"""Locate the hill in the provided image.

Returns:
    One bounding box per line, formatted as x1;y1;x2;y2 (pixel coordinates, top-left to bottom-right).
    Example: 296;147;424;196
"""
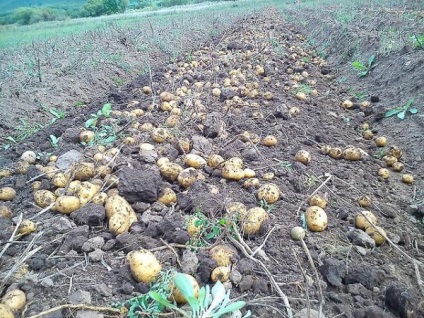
0;0;86;12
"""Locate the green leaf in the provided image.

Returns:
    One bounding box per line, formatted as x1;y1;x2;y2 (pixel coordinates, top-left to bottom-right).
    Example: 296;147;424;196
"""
368;55;375;66
103;136;117;145
384;108;402;117
102;103;112;117
148;291;178;311
85;117;97;128
397;111;406;119
352;61;366;70
174;273;199;310
214;301;247;317
409;107;418;114
358;70;368;77
403;98;414;110
242;310;252;318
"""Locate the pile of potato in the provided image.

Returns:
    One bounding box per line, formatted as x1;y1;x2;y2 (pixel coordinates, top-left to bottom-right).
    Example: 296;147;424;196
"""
0;289;26;318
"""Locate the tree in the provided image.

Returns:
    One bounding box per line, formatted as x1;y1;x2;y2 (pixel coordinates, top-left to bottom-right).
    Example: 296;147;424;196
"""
82;0;129;17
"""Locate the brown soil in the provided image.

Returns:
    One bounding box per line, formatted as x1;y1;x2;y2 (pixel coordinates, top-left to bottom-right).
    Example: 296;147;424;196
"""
1;6;423;318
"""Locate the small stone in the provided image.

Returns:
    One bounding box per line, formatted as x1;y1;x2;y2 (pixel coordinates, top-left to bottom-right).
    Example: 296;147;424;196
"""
88;249;105;262
230;269;242;285
56;150;84;170
82;237;105;253
69;290;91;305
346;229;375;249
41;277;54;288
239;275;254;292
95;283;112;297
52;217;75;233
181;250;199;275
76;311;103;318
294;308;326;318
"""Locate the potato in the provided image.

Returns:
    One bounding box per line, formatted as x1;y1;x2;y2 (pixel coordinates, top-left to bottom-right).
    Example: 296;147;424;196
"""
308;194;327;209
1;289;26;312
49;155;58;162
289;107;300;117
92;192;108;205
171;274;199;304
262;172;274;180
32;181;41;191
290;226;306;241
186;216;203;237
358;196;371;208
67;180;81;194
165;115;180;127
262;135;278;146
226;202;248;219
221;166;245;181
105;194;134;219
178;168;203;187
224;157;243;169
320;144;331;155
0;205;11;218
51;173;68;188
212;88;221;97
0;169;12;178
156;157;170;167
382;155;397;167
355;211;377;230
21;151;37;164
341;100;353;109
0;187;16;201
211;266;231;283
54;196;81;214
151;128;171;143
391;162;404;172
242;169;255;179
96;165;112;177
34;190;56;208
0;304;13;318
158;188;177;206
366;226;386;246
127;249;162;283
142;86;152;94
296;92;307;101
184;154;206;169
14;161;30;174
342;147;361;161
295;150;311;165
124;137;136;145
73;162;95;181
80;130;95;143
387;146;402;159
140;143;155;151
402;174;414;184
374;136;387;147
173;138;191;154
210;245;238;266
363;130;374;140
18;219;37;235
257;183;280;204
160;163;183;182
305;206;328;232
109;212;131;235
207;154;224;168
160;92;175;102
242;207;269;235
75;182;100;205
378;168;390;179
243;178;260;189
54;188;65;197
329;147;343;159
140;122;154;132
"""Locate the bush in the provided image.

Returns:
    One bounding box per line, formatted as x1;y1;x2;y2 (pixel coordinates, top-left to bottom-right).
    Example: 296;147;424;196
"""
12;7;68;25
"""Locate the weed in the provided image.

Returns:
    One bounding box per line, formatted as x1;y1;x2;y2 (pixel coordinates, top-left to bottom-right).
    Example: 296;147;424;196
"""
384;99;417;120
278;160;293;172
82;103;118;146
49;135;60;148
48;107;66;123
351;55;377;78
85;103;112;128
150;274;250;318
111;76;125;86
74;101;86;107
372;148;386;159
304;175;319;189
348;89;368;101
260;199;275;213
293;84;313;95
412;34;424;49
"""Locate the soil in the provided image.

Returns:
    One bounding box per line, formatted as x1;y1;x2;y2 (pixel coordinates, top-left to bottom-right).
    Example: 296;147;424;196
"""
1;6;424;318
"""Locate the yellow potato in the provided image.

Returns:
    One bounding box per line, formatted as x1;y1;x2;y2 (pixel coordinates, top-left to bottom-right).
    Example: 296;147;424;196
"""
0;169;12;178
358;196;371;208
221;166;245;181
92;192;108;205
160;163;183;182
295;150;311;165
0;187;16;201
109;212;131;235
73;162;95;181
374;136;387;147
105;195;134;219
55;196;81;214
51;173;68;188
387;146;402;159
173;138;191;154
18;219;37;235
126;250;162;283
355;211;377;230
210;245;238;266
257;183;280;204
211;266;231;283
366;226;386;246
290;226;306;241
0;304;13;318
308;194;327;209
184;154;207;169
305;206;328;232
151;128;171;143
0;205;12;218
243;168;256;178
329;147;343;159
20;151;37;164
160;91;175;102
1;289;26;312
75;182;100;205
262;172;274;180
158;188;177;206
242;207;269;235
262;135;278;146
224;157;243;169
382;155;398;167
243;178;260;189
342;147;361;161
378;168;390;179
171;273;199;304
226;202;248;219
186;216;203;237
34;190;56;208
14;161;30;174
79;130;95;143
207;154;224;168
178;168;202;187
165;115;181;127
402;174;414;184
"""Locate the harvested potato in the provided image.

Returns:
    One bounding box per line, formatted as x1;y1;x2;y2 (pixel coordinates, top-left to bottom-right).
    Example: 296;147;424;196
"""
21;151;37;164
18;220;37;235
392;162;404;172
342;147;361;161
67;180;81;194
158;188;177;206
80;130;95;143
402;174;414;184
75;182;101;205
124;137;136;145
363;130;374;140
178;168;203;187
257;183;280;204
262;135;278;146
73;162;95;181
0;205;11;218
127;249;162;283
382;155;397;167
173;138;191;154
243;168;256;178
55;196;81;214
32;181;41;191
109;212;131;235
221;166;245;181
0;169;12;178
366;226;386;245
0;304;13;318
262;172;274;180
51;173;68;188
142;86;152;94
242;207;269;235
295;150;311;165
308;194;327;209
92;192;108;205
14;161;30;174
355;211;377;230
290;226;306;241
329;147;342;159
341;100;353;109
184;154;206;169
165;115;180;127
1;289;26;312
210;245;238;266
207;154;224;168
140;122;154;132
156;157;170;167
96;165;112;177
305;206;328;232
224;157;243;169
243;178;260;189
289;107;300;117
358;196;372;208
151;128;171;143
186;216;203;237
54;188;65;197
374;136;387;147
160;92;175;102
160;163;183;182
140;143;155;151
171;274;199;304
49;155;58;162
226;202;248;219
296;92;307;101
387;146;402;159
105;195;134;219
0;187;16;201
34;190;56;208
320;144;331;155
378;168;390;179
211;266;231;283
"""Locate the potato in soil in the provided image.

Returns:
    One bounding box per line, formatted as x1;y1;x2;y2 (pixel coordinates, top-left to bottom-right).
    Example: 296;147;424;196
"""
18;220;37;235
171;274;199;304
55;196;81;214
366;226;386;246
305;206;327;232
1;289;26;312
308;194;327;209
211;266;231;283
355;211;377;230
0;187;16;201
126;249;162;283
34;190;56;208
0;304;13;318
241;207;269;235
257;183;280;204
210;245;238;266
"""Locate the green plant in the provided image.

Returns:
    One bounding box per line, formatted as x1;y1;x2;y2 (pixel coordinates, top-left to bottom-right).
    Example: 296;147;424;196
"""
412;34;424;49
49;135;60;148
150;274;250;318
74;101;86;107
351;55;377;77
85;103;112;128
293;84;312;94
48;107;66;123
259;199;275;213
83;103;118;146
384;99;417;120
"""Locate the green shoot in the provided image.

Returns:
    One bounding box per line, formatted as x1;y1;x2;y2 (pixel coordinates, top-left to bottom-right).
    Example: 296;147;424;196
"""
351;55;377;77
384;99;417;120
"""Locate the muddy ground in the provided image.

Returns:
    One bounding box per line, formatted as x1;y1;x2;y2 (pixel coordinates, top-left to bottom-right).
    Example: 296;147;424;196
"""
1;5;424;318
